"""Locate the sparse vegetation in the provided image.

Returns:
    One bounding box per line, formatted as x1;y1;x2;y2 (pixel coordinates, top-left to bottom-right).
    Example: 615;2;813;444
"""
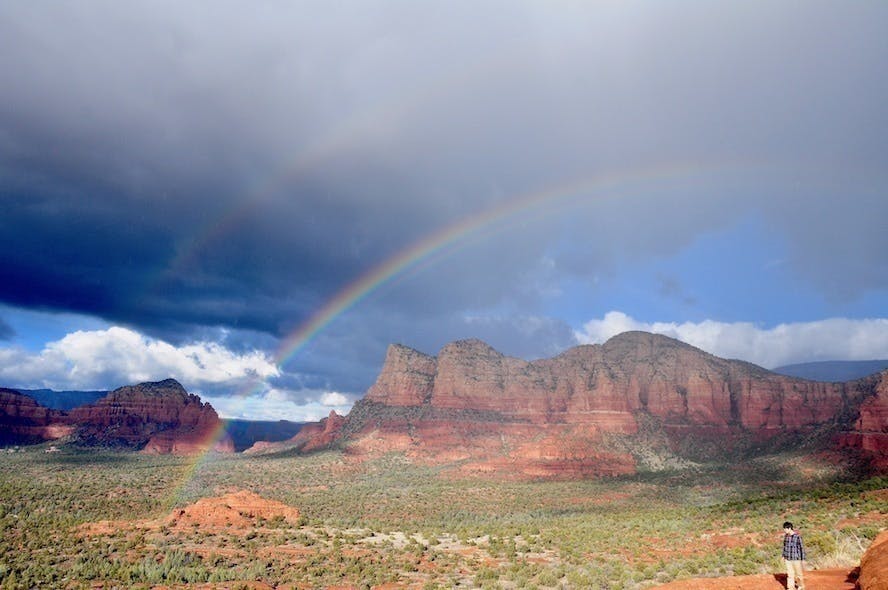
0;446;884;589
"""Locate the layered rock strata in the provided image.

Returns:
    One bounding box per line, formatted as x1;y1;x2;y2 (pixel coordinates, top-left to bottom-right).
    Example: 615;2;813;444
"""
70;379;234;453
0;388;72;444
288;332;888;477
246;410;345;455
835;371;888;467
0;379;233;454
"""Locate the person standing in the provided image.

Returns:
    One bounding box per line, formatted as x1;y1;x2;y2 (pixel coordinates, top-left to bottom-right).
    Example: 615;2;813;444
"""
782;521;806;590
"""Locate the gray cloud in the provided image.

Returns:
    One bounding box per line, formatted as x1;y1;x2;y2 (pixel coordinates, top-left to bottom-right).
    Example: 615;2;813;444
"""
0;317;13;341
657;275;697;308
577;312;888;368
1;2;886;398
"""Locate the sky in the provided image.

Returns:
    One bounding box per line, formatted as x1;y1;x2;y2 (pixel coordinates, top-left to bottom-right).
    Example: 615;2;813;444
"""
1;1;886;421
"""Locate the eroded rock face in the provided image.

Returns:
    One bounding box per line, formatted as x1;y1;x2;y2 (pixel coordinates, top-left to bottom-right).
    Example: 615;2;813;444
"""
246;411;344;455
68;379;234;453
859;530;888;590
371;333;868;435
836;372;888;468
0;388;71;444
293;332;888;477
366;345;437;406
1;379;232;454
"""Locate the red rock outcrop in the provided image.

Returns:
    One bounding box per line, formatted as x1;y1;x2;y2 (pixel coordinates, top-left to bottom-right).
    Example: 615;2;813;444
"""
835;372;888;468
0;388;72;444
80;490;301;538
165;490;301;532
246;410;344;455
291;332;888;477
366;345;437;406
67;379;233;453
859;529;888;590
142;426;233;455
1;379;232;454
367;334;868;436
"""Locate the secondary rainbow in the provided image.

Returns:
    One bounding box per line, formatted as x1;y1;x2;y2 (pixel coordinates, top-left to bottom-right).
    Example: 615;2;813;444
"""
165;160;756;503
271;161;717;369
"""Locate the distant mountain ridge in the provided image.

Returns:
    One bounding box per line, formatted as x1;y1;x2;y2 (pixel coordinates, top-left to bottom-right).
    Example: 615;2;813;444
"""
270;331;888;478
773;360;888;382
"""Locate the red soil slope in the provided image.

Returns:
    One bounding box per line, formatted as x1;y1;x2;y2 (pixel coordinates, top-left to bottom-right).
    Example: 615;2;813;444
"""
859;529;888;590
651;568;858;590
654;528;888;590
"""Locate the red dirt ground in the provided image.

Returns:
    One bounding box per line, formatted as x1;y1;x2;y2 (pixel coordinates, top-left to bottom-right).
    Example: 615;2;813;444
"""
657;527;888;590
650;567;858;590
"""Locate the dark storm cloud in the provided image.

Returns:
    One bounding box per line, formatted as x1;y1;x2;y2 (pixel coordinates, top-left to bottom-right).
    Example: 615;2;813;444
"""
1;2;887;396
274;306;580;397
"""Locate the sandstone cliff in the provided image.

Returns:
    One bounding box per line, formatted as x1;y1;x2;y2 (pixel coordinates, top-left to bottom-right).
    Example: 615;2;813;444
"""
245;410;344;455
0;379;233;454
70;379;234;453
0;388;72;444
287;332;888;477
835;371;888;468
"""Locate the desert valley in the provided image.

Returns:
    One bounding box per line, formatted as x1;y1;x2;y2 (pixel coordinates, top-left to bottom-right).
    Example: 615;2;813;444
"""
1;332;886;589
3;3;887;589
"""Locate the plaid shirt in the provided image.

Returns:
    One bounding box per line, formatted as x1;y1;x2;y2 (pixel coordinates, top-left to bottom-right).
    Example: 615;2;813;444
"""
783;532;806;561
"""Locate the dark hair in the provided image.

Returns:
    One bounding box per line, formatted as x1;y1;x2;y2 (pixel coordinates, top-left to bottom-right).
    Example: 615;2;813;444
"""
783;521;793;529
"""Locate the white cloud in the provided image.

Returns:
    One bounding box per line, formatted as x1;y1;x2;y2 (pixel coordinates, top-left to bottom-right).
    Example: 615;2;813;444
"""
320;391;349;406
0;326;279;391
575;311;888;368
202;388;353;422
0;325;360;421
265;388;293;403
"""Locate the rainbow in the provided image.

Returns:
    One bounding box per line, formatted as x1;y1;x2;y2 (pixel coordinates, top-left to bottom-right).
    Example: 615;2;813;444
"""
166;160;753;501
147;48;521;294
269;161;727;369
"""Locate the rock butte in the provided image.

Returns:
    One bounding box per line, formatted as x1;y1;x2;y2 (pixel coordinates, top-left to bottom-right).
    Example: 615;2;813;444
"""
267;332;888;478
0;388;71;444
165;490;301;532
80;489;301;538
1;378;233;454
